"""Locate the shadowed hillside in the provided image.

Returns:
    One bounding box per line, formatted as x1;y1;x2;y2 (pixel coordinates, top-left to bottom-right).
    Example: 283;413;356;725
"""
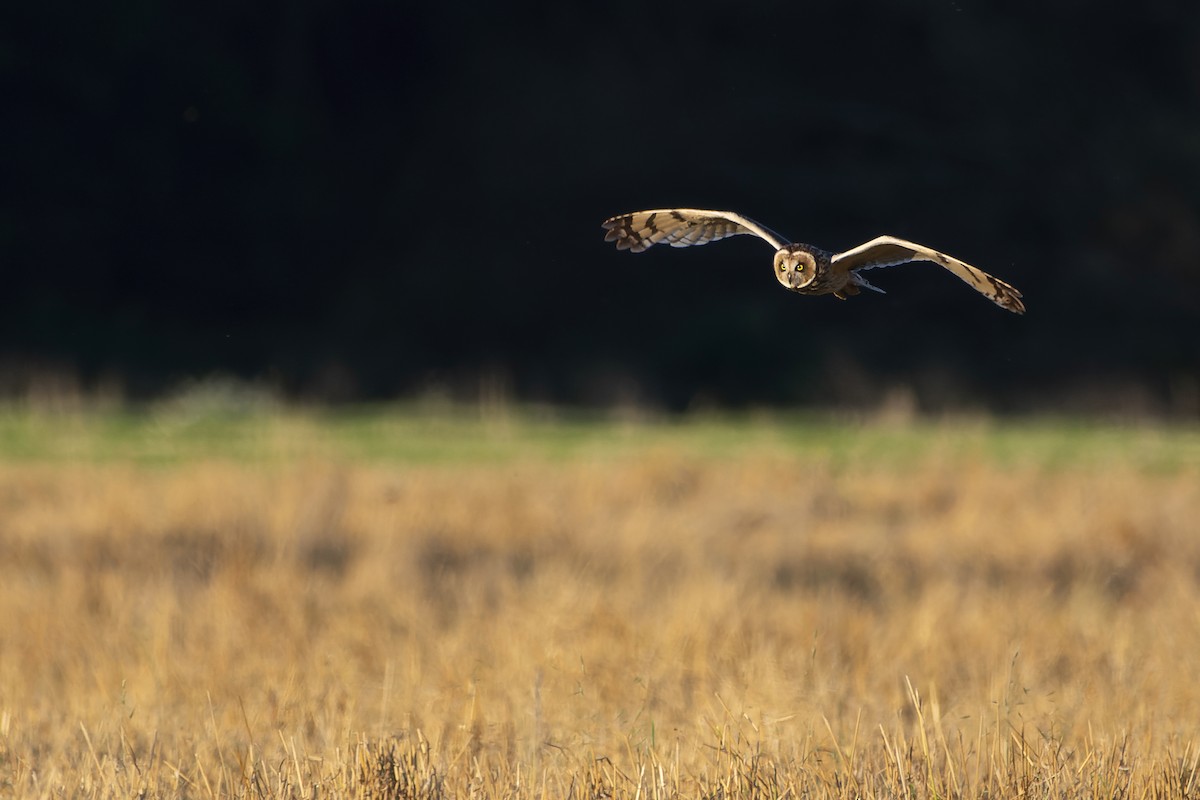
3;3;1199;411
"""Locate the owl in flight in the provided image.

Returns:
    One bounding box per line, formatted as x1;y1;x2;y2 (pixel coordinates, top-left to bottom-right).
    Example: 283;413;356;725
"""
602;209;1024;314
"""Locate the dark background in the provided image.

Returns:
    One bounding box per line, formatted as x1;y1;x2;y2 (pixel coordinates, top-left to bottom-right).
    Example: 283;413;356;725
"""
4;1;1199;414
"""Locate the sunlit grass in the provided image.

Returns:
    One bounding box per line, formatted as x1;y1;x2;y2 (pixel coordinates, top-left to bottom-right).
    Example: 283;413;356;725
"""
1;402;1198;471
1;405;1199;797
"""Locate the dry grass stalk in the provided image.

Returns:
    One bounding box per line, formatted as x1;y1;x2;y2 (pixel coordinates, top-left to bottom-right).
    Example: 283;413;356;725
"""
1;425;1198;797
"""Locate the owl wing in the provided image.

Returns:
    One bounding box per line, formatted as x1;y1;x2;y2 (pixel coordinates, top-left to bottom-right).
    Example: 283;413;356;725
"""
602;209;789;253
833;235;1025;314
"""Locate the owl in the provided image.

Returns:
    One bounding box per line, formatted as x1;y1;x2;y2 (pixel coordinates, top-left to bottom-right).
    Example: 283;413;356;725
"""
601;209;1024;313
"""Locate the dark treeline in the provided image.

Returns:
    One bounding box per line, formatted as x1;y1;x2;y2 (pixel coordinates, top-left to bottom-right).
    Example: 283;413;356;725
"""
3;2;1199;413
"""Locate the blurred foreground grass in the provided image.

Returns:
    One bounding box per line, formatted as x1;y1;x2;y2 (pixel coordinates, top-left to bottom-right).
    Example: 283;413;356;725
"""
2;405;1200;798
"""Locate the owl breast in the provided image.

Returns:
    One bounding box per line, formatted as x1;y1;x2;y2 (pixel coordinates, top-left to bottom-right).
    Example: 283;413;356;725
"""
796;268;851;296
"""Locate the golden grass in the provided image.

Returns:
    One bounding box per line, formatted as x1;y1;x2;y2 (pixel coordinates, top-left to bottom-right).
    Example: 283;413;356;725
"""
2;411;1200;797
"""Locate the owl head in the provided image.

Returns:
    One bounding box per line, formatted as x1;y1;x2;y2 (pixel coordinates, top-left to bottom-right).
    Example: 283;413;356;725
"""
773;246;819;291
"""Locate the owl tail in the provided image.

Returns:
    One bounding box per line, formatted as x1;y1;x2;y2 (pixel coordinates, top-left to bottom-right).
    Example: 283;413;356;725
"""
850;272;886;294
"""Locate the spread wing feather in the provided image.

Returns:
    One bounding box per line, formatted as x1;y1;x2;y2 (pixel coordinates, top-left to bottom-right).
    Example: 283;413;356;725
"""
833;235;1025;314
601;209;788;253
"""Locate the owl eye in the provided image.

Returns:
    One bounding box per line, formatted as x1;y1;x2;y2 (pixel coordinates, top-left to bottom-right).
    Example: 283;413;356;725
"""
796;263;806;272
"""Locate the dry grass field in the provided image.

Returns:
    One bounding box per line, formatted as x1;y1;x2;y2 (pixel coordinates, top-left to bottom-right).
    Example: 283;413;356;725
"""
2;405;1200;798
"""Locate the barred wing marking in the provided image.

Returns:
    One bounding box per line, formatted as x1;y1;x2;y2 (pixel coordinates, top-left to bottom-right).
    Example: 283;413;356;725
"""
602;209;789;253
833;235;1025;314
